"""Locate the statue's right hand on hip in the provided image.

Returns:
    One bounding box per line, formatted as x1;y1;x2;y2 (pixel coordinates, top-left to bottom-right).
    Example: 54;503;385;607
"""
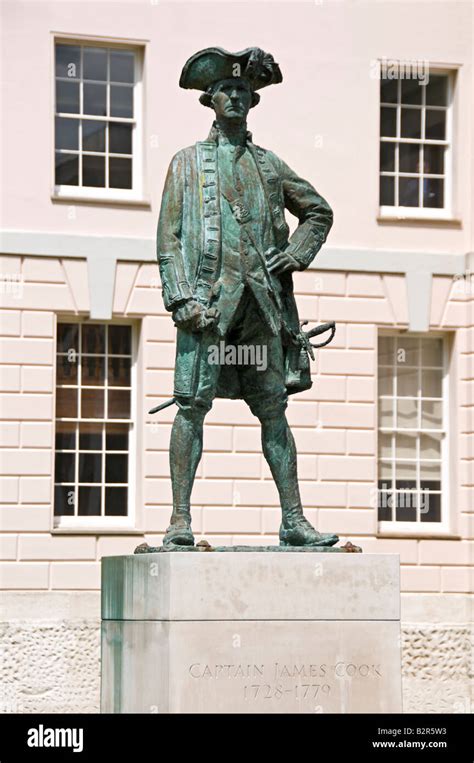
172;299;219;332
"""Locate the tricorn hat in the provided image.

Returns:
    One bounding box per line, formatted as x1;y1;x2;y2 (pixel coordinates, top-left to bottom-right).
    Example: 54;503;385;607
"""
179;46;283;92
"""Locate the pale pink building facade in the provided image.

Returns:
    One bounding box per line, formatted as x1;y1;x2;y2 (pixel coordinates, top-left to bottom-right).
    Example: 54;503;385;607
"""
0;0;472;713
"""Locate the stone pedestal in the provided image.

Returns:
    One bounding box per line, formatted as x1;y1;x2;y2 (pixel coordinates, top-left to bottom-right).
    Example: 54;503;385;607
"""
100;552;402;713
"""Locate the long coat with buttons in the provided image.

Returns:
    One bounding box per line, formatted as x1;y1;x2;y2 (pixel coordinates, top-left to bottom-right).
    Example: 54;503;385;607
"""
156;125;333;401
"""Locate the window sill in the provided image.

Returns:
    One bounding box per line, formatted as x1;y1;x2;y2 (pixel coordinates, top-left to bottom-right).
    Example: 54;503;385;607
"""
52;527;145;535
377;531;461;540
377;213;462;227
51;193;151;209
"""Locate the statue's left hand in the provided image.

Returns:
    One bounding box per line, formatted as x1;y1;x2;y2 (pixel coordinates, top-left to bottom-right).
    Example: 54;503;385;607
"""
265;246;301;275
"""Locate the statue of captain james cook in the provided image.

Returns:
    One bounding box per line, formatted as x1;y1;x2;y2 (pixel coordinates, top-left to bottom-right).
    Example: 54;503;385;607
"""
156;47;339;548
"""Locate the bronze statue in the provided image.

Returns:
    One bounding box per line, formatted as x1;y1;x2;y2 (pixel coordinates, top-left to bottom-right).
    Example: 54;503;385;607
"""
154;47;339;548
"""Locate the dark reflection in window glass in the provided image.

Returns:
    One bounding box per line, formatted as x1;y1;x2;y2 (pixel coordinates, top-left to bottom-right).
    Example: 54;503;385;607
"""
109;123;132;154
82;120;106;152
110;51;134;83
55;452;75;482
56;80;79;113
56;45;81;79
83;47;107;81
110;85;133;118
380;142;395;172
377;491;393;522
82;356;105;386
83;155;105;188
109;158;132;189
108;357;131;386
399;143;419;173
108;325;132;355
425;76;447;107
401;79;422;105
424;145;444;175
380;107;396;137
81;389;104;419
399;177;419;207
56;354;78;385
78;486;101;515
56;387;78;418
56;423;76;451
83;83;106;116
56;118;79;150
57;324;79;353
82;324;105;354
106;454;128;483
105;487;127;515
420;491;441;522
380;176;394;206
55;153;79;186
108;389;130;419
55;485;75;515
79;424;102;450
425;110;446;140
106;424;128;451
423;178;444;208
380;80;397;104
79;453;102;483
400;108;421;139
395;492;417;522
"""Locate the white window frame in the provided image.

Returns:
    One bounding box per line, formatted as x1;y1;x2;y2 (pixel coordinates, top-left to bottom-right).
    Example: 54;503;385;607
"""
376;330;451;537
378;66;456;221
51;35;145;204
52;317;138;531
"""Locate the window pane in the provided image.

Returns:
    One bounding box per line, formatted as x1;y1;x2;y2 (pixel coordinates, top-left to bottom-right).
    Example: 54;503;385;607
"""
378;433;392;459
55;485;75;515
82;120;106;152
82;154;105;188
109;123;132;154
423;178;444;209
400;108;421;139
378;491;393;521
422;369;442;397
379;461;392;481
55;153;79;186
105;487;128;516
79;423;102;450
425;109;446;140
81;388;104;418
56;45;81;80
79;452;102;483
399;143;420;173
395;492;417;522
421;400;442;429
378;366;393;395
420;433;441;459
420;491;441;522
397;398;418;429
82;356;105;386
425;75;447;107
83;83;107;116
56;422;76;450
380;176;394;206
83;47;107;81
110;85;133;118
396;337;419;365
398;177;419;207
56;354;78;385
109;158;132;189
397;367;418;396
420;460;441;481
55;452;75;482
424;145;444;175
110;51;134;83
380;107;396;137
108;389;130;419
380;79;398;104
106;424;128;451
401;79;422;105
56;387;78;418
56;80;79;113
380;142;395;172
56;117;79;150
78;486;101;515
395;460;416;487
82;324;105;354
108;357;131;386
379;398;393;428
395;432;416;459
378;336;394;364
106;454;128;483
422;338;443;367
57;323;79;353
108;325;132;355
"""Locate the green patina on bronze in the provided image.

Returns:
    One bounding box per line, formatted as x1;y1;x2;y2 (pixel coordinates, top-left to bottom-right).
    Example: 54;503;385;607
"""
150;47;352;552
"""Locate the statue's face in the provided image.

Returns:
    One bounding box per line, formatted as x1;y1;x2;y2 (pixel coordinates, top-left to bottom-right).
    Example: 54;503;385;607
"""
211;78;253;120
